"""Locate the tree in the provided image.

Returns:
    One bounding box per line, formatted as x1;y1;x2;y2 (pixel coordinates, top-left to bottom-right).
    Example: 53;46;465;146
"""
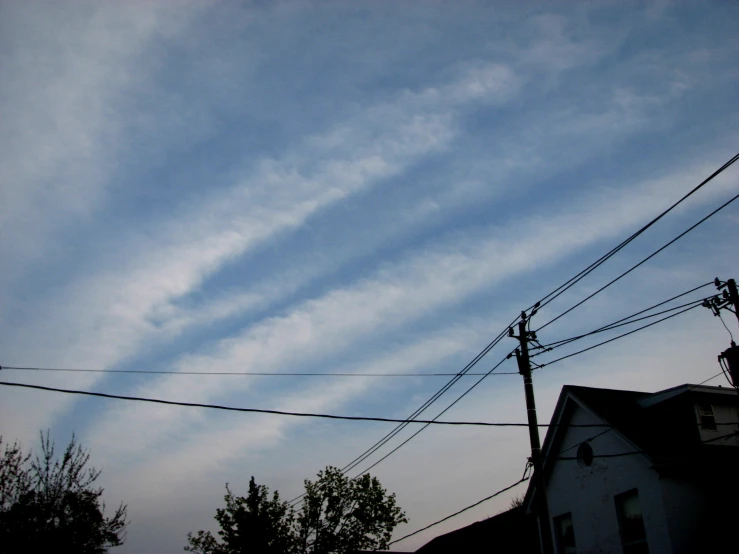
186;466;407;554
0;431;128;554
186;478;295;554
508;493;524;510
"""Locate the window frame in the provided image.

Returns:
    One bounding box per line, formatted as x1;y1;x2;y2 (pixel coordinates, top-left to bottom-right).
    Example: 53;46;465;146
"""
576;442;594;468
553;512;577;554
696;402;717;431
614;488;649;554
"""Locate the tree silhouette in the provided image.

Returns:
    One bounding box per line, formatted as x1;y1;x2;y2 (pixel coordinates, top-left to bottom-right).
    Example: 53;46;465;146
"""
0;431;128;554
186;466;407;554
187;478;295;554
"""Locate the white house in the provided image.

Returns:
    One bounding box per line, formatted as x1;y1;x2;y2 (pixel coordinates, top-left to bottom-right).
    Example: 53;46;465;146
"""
525;383;739;554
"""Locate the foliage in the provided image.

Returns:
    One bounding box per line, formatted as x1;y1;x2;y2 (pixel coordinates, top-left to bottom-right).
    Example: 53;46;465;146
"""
186;478;295;554
508;493;524;510
0;431;128;554
186;466;407;554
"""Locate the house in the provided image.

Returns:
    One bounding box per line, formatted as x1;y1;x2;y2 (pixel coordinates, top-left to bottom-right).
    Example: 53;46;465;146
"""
525;383;739;554
414;505;539;553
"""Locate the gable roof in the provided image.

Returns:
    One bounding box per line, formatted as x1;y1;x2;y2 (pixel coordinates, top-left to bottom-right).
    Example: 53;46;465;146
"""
524;382;739;513
560;385;652;455
543;383;739;464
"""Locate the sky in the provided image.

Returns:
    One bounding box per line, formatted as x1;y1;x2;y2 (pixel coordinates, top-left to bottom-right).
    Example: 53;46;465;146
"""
1;1;738;552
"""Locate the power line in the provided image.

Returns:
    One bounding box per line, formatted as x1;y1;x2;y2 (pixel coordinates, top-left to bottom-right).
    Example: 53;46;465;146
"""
317;153;739;492
350;285;718;481
298;154;739;502
554;451;643;460
716;312;735;343
349;354;513;480
536;303;702;369
527;151;739;318
536;188;739;333
289;333;516;506
338;288;716;481
532;298;711;360
4;287;710;380
350;352;734;480
0;381;614;427
543;298;707;349
387;462;532;546
0;366;518;377
298;326;518;505
374;157;739;503
534;284;714;352
557;428;614;455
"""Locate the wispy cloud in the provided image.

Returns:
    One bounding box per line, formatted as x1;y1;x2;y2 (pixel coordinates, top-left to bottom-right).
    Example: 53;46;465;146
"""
0;52;523;439
83;155;739;480
1;2;737;553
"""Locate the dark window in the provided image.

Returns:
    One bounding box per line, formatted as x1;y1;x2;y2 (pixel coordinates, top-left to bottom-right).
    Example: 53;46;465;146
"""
697;403;717;431
615;489;649;554
576;442;593;468
553;512;576;554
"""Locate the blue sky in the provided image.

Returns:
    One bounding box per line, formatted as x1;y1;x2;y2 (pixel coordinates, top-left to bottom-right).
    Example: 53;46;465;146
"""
1;1;738;552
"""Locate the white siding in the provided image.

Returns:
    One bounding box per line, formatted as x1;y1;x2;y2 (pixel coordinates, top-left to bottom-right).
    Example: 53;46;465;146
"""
695;402;739;446
545;403;673;554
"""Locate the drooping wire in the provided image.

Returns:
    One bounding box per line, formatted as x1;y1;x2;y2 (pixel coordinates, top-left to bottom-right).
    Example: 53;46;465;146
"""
289;326;517;505
299;156;739;502
718;356;735;387
387;461;533;546
349;353;513;479
0;381;614;427
716;312;735;343
536;303;702;369
349;272;721;481
554;451;644;461
532;284;713;353
334;286;721;486
532;297;713;361
556;428;614;456
0;366;518;377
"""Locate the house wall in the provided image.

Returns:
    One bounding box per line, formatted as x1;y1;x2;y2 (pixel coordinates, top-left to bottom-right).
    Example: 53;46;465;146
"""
660;473;739;553
545;406;673;554
658;476;709;554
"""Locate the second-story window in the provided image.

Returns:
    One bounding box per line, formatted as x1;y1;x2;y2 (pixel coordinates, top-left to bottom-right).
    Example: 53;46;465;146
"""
697;403;717;431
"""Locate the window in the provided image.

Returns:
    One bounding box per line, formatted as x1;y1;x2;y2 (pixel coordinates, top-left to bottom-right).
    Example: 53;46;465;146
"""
697;403;717;431
553;513;576;554
615;489;649;554
576;442;593;468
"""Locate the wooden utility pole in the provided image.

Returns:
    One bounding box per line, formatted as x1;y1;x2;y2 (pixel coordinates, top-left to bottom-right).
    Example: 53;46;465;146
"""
726;279;739;328
707;278;739;388
719;279;739;387
510;311;554;554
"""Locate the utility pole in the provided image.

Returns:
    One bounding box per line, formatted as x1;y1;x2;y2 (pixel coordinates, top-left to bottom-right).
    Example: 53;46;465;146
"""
705;278;739;388
725;279;739;328
509;310;554;554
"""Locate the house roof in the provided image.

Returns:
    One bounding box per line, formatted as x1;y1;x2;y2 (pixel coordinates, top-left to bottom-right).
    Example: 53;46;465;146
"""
545;383;739;462
524;382;739;512
414;507;539;554
561;385;652;455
